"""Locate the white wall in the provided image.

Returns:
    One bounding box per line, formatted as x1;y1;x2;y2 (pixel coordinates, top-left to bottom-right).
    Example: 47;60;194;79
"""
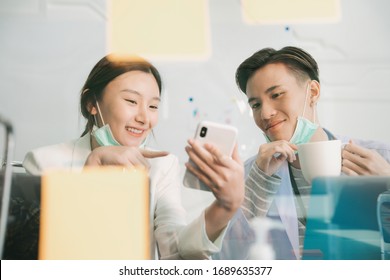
1;0;390;221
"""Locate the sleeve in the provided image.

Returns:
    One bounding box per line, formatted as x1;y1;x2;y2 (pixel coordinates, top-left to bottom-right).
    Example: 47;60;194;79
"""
211;209;256;260
23;150;43;176
22;140;85;175
152;155;228;260
152;155;187;259
336;134;390;164
242;161;281;219
212;159;282;260
365;140;390;164
178;211;227;259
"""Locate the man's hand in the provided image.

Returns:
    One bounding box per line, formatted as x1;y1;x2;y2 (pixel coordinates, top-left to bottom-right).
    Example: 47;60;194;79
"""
342;140;390;176
255;140;297;176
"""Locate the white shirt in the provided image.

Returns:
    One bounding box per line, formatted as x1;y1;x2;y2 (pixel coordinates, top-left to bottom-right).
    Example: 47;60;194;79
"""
23;133;225;259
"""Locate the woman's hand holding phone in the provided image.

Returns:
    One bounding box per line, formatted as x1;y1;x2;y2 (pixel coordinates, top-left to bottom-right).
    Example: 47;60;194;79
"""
185;139;245;242
183;121;239;191
183;121;244;241
185;139;244;211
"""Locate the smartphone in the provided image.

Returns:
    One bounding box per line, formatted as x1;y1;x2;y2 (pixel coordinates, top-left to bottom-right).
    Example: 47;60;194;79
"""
183;121;238;191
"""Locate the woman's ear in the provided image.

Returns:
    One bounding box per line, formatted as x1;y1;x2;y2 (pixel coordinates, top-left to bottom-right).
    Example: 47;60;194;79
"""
87;101;97;115
309;80;320;106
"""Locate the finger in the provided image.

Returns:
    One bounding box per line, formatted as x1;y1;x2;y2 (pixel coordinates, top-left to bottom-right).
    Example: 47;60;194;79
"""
125;149;150;169
274;144;296;162
184;162;215;190
289;143;298;151
342;149;367;170
129;153;150;169
274;150;289;162
344;142;371;159
342;158;367;175
203;142;233;168
186;142;219;179
186;143;214;171
140;149;169;158
188;139;216;167
286;147;297;163
341;165;359;176
271;141;296;160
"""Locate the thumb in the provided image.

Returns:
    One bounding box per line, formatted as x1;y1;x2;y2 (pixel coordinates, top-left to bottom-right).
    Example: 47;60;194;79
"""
140;149;169;158
205;143;234;167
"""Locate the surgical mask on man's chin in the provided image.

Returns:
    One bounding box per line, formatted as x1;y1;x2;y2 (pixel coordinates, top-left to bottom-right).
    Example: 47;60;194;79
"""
263;133;272;143
263;117;318;144
289;82;319;145
289;116;318;145
92;125;121;147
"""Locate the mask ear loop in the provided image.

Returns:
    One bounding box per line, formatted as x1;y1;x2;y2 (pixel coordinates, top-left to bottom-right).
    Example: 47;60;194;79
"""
94;94;106;127
302;81;316;124
82;88;98;128
313;104;317;124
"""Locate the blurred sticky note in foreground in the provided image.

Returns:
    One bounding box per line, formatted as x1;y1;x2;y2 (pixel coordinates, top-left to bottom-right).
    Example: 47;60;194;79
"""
39;167;150;260
108;0;210;60
241;0;341;24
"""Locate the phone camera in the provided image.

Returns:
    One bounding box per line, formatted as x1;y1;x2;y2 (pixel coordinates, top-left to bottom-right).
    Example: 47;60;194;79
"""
200;127;207;137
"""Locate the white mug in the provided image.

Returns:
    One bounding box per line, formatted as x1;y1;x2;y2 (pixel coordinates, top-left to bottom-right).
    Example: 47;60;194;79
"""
297;139;342;183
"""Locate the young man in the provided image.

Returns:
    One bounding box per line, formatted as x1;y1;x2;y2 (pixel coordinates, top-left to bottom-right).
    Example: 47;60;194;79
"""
213;46;390;259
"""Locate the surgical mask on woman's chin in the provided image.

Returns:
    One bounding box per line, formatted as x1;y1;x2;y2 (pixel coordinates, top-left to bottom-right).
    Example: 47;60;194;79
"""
92;97;148;148
92;125;149;148
92;97;121;147
263;81;319;145
92;125;121;147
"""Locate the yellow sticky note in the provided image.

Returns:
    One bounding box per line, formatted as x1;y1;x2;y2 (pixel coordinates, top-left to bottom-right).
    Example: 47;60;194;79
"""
241;0;341;24
39;167;150;260
107;0;210;60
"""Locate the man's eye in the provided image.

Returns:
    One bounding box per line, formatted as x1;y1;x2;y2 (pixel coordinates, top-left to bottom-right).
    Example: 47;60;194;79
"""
251;103;260;109
271;93;281;99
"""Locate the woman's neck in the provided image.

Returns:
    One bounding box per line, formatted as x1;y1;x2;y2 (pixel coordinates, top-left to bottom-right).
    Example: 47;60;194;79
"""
90;133;99;150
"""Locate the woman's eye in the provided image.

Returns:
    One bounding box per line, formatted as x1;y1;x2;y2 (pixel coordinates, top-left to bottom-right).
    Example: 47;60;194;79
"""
125;99;137;104
150;105;159;110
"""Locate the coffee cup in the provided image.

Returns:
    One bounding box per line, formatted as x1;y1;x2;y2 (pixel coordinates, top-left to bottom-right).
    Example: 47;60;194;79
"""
297;139;342;183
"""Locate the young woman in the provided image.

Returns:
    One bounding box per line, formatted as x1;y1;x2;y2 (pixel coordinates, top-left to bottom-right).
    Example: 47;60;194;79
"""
23;54;244;259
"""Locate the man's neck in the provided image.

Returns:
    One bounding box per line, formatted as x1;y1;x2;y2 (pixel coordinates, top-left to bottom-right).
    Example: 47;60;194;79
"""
291;127;329;169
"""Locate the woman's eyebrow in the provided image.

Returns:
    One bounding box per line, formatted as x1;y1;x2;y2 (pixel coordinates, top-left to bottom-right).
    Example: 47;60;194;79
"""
121;89;161;101
120;88;140;94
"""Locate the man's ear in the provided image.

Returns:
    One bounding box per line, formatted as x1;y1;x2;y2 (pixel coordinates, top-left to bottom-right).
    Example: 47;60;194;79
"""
309;80;320;106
